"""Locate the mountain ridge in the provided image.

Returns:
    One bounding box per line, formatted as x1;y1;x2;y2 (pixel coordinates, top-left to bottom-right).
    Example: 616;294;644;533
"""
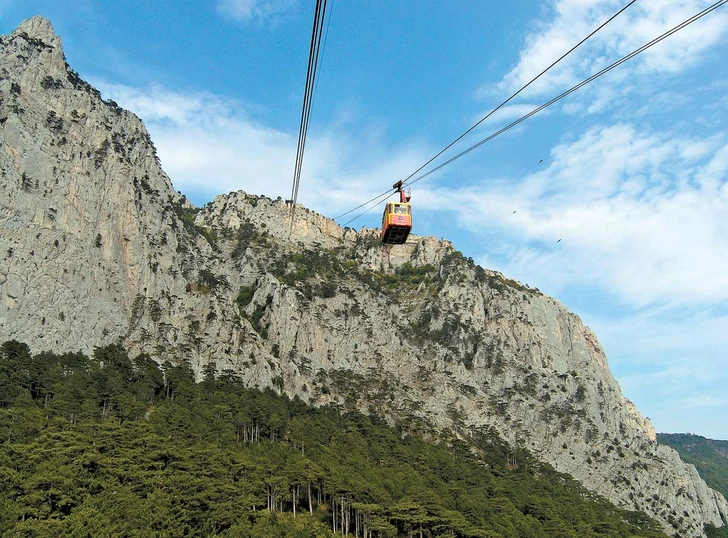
1;15;727;537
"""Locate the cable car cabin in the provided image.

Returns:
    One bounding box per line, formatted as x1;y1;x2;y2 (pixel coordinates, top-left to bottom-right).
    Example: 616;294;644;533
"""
381;201;412;244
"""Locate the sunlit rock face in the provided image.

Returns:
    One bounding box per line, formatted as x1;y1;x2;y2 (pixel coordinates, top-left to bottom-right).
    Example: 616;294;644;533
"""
1;16;727;538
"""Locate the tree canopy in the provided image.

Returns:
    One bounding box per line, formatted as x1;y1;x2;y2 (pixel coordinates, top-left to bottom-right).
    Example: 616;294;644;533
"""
0;340;672;537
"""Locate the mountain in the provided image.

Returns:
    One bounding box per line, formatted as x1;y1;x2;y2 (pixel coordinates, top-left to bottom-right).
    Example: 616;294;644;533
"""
1;16;727;537
658;434;728;501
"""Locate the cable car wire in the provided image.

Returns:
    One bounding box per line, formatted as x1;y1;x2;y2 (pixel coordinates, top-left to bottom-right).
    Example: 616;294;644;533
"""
337;0;727;227
334;187;393;221
290;0;330;226
397;0;639;187
292;0;327;205
340;189;394;227
403;0;727;188
312;1;335;107
334;0;638;225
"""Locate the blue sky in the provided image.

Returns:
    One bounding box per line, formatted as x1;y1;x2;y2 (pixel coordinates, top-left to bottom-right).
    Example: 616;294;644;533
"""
2;1;727;439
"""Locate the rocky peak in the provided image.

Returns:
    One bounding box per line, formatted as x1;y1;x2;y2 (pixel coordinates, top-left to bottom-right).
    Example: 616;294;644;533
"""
15;15;59;46
0;16;193;351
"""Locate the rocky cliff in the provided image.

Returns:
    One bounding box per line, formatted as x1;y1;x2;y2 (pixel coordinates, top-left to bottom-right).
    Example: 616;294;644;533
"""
1;16;726;537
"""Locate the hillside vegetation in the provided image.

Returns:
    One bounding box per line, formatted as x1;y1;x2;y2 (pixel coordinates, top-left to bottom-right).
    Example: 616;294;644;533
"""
0;340;671;538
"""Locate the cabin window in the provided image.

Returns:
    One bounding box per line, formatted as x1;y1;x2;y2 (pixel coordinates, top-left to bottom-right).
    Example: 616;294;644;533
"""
394;205;407;214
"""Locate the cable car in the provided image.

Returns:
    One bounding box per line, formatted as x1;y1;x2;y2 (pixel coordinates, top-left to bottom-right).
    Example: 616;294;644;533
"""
381;181;412;245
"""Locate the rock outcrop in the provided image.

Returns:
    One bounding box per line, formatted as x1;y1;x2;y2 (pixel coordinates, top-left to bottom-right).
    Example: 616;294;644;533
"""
1;16;727;537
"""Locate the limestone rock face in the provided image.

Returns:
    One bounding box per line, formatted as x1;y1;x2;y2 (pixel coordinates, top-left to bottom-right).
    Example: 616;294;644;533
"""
0;16;200;353
1;17;727;538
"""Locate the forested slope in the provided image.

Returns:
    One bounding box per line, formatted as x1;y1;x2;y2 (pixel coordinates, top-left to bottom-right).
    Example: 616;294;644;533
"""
0;340;671;538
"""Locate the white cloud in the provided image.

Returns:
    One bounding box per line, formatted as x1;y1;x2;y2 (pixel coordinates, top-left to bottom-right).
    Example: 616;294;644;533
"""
96;83;236;125
218;0;256;20
491;0;728;100
94;81;292;199
92;81;430;213
422;124;728;308
216;0;297;23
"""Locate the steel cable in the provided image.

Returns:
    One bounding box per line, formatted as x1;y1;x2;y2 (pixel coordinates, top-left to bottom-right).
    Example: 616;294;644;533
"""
337;0;727;225
404;0;727;188
290;0;329;227
335;0;639;224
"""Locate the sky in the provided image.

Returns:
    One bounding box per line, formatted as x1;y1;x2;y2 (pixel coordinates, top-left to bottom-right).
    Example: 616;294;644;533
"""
1;0;727;439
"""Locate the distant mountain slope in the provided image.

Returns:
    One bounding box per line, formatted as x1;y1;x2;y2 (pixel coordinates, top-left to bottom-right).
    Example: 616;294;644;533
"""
1;15;727;538
658;434;728;500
